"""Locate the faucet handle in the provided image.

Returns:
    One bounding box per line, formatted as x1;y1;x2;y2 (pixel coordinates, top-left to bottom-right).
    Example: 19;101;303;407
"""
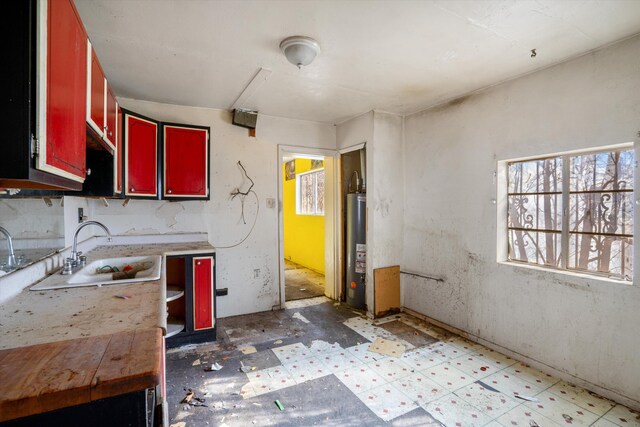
61;259;74;275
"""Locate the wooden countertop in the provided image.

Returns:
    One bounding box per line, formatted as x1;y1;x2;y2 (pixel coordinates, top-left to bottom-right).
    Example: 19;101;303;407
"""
0;328;162;422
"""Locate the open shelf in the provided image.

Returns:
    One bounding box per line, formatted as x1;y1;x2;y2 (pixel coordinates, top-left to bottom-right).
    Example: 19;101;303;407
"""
166;285;185;302
166;316;185;338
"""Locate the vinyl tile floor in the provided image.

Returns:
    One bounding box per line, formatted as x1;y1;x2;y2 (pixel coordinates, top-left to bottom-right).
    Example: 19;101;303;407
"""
166;297;639;427
284;259;325;301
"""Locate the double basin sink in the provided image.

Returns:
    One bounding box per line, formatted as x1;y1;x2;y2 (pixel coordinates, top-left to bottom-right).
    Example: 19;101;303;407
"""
31;256;162;291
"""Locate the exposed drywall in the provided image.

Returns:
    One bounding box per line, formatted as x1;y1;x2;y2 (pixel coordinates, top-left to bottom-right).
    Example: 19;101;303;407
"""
283;159;325;274
402;35;640;404
84;99;336;318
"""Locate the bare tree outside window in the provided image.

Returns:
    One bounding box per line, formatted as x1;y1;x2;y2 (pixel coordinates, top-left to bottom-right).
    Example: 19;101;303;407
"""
507;148;634;280
297;169;325;215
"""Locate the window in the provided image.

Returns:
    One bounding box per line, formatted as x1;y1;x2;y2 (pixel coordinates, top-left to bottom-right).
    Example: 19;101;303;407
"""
296;169;325;215
506;147;634;281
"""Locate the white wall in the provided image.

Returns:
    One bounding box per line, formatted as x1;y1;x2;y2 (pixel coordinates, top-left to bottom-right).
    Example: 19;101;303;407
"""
0;199;63;240
336;111;404;314
402;35;640;404
87;99;336;317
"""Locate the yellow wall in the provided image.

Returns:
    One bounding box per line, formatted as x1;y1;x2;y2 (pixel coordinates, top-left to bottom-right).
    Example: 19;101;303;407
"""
283;159;325;274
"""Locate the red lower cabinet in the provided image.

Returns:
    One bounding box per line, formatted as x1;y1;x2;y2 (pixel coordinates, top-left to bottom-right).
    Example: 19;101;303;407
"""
193;256;214;330
124;111;159;198
163;124;209;199
166;253;216;347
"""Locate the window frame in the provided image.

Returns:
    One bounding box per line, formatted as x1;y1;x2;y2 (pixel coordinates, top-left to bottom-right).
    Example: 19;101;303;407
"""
296;168;325;216
498;143;635;283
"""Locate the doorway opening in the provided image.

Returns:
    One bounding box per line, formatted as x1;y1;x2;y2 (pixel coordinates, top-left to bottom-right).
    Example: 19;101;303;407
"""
278;147;338;305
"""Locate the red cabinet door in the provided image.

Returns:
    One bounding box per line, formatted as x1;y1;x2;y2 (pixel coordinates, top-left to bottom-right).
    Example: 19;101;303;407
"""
104;84;117;148
37;0;87;182
192;256;214;330
163;125;209;198
87;44;106;139
125;113;158;197
114;104;122;193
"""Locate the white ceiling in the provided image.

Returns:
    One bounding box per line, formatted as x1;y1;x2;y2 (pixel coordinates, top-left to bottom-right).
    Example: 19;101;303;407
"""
74;0;640;125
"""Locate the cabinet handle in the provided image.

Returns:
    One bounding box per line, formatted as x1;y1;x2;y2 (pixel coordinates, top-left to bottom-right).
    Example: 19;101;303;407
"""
168;189;172;194
86;168;92;176
196;261;201;266
130;186;135;192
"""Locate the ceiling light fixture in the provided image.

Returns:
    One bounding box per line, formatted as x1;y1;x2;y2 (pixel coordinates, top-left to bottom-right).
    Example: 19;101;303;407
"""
279;36;320;69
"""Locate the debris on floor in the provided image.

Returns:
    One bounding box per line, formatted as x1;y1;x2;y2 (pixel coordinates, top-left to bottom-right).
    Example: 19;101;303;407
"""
515;395;539;402
239;345;257;355
292;312;310;323
274;400;284;411
204;362;223;371
181;389;207;407
169;422;186;427
192;358;201;366
273;339;283;344
368;337;406;357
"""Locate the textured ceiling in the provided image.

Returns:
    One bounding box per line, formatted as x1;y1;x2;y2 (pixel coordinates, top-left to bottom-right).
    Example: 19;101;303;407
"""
74;0;640;124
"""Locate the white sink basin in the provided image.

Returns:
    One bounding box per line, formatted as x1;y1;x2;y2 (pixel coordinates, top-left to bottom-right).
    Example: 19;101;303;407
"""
31;256;162;290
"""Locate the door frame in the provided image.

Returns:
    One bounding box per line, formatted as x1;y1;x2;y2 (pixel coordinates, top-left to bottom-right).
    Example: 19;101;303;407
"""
277;145;340;307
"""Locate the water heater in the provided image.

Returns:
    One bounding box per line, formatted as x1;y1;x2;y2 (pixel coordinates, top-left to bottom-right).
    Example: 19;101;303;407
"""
346;193;366;309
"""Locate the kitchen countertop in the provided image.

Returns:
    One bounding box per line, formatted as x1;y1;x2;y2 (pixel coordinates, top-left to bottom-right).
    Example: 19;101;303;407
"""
0;241;215;351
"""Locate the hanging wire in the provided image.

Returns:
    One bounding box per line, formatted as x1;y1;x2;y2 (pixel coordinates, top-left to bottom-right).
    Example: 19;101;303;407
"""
211;161;259;249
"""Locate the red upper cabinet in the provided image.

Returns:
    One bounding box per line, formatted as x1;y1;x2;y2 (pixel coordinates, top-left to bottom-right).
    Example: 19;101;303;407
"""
163;124;210;199
35;0;88;183
192;256;214;331
124;111;159;198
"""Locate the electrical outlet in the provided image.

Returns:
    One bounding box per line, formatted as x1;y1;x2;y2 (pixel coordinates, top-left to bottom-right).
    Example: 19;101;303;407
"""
254;268;260;278
266;198;276;209
78;208;87;223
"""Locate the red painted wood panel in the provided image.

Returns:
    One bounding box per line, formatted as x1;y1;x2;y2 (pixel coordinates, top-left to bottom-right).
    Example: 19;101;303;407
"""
89;49;105;134
116;105;122;193
164;126;208;197
45;0;87;179
193;257;213;330
104;84;117;146
126;115;157;196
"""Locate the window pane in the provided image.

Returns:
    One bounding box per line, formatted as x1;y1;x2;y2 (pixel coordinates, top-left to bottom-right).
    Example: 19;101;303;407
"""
508;158;562;194
508;194;562;231
568;234;633;279
300;173;315;214
508;230;561;267
569;192;633;235
316;171;325;215
570;150;634;192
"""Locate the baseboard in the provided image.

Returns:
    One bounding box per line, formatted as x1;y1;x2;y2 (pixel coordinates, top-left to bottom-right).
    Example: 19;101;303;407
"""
401;307;640;412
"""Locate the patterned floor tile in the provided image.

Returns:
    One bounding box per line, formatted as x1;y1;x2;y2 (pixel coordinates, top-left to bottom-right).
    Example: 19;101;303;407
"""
307;339;344;356
547;381;615;416
335;364;387;394
496;405;563;427
282;356;330;383
434;343;470;361
401;346;444;370
471;348;517;369
524;390;599;426
356;383;418;421
454;382;520;418
346;343;386;364
423;362;477;391
449;353;501;379
602;404;640;427
272;342;311;364
369;357;414;381
317;349;363;373
502;362;559;389
592;418;627;427
245;365;296;395
391;372;450;405
482;371;547;399
424;394;494;427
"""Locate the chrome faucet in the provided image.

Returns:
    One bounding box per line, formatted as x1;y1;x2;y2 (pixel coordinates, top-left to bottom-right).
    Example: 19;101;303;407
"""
61;221;112;275
0;226;16;269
